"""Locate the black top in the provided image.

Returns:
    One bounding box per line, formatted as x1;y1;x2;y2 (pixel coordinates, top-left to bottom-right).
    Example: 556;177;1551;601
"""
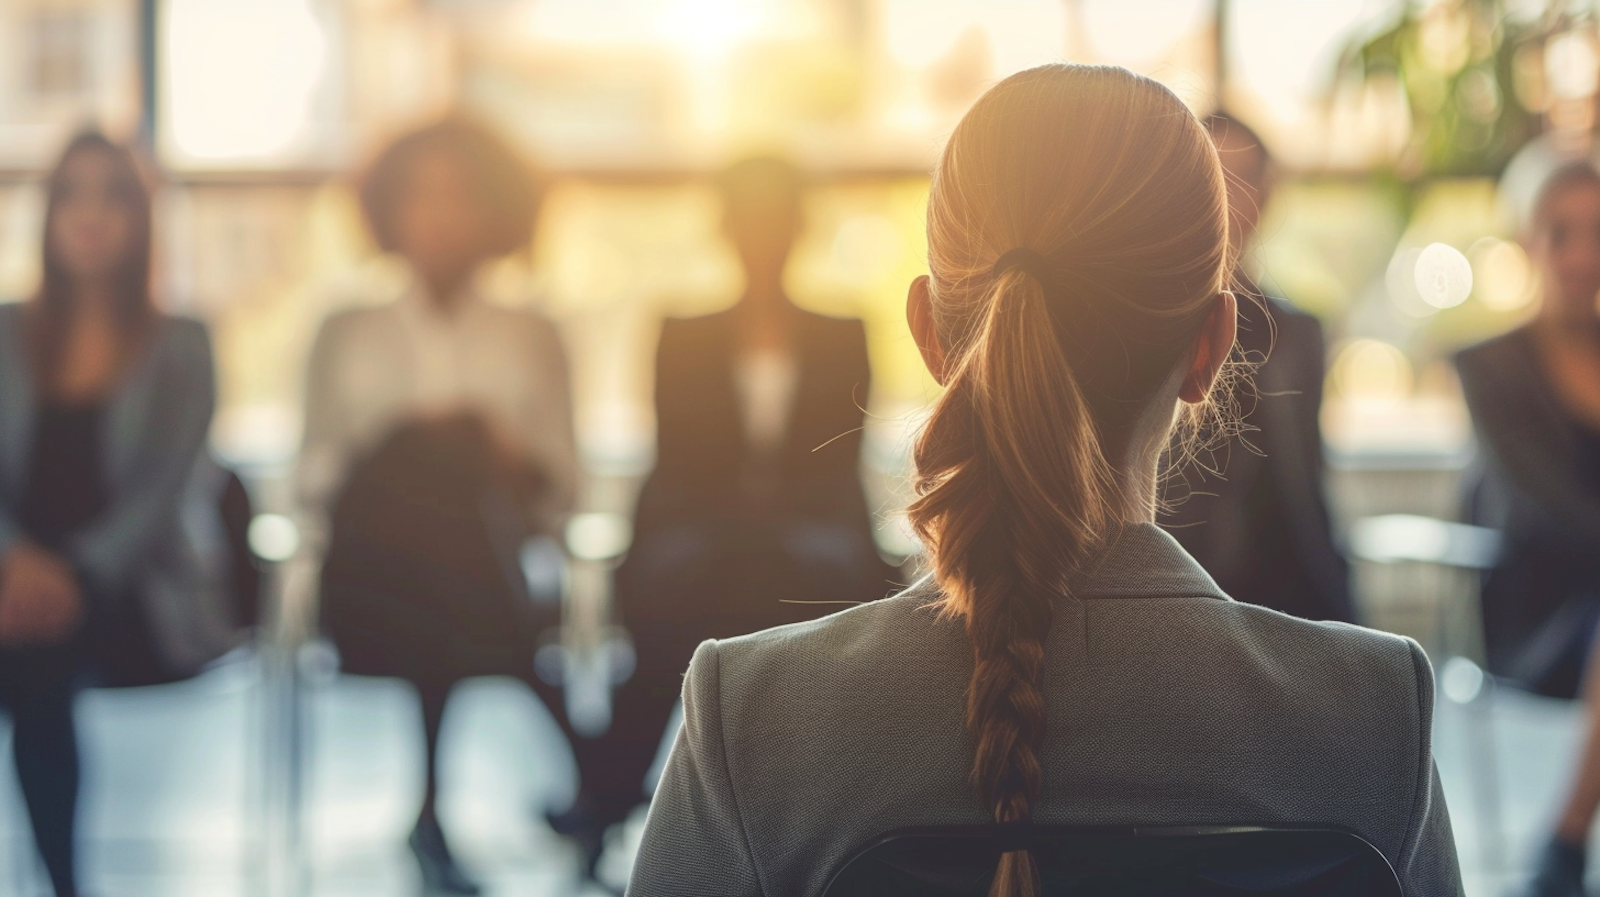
634;307;876;534
617;306;896;617
1580;424;1600;493
1457;327;1600;559
19;401;110;552
1457;326;1600;694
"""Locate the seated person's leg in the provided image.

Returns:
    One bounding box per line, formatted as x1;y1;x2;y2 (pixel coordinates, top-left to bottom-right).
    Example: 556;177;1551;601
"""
1523;619;1600;897
4;644;81;897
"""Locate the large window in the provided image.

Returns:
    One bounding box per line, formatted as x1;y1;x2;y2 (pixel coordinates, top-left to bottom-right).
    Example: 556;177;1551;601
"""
0;0;1566;469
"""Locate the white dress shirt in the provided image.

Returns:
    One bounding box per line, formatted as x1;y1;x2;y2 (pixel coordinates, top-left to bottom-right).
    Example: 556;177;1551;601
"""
734;347;799;456
296;279;579;530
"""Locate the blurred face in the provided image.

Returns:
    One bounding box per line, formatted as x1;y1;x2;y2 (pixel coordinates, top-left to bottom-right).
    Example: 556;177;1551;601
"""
393;148;492;289
723;193;801;289
1210;127;1269;253
1529;181;1600;324
49;148;137;286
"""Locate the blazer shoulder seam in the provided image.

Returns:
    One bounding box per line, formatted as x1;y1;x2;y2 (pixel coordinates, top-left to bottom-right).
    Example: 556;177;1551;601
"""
1397;638;1432;873
705;640;765;891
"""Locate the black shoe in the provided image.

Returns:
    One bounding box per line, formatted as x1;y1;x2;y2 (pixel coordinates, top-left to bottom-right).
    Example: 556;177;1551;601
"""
409;816;484;895
1513;838;1587;897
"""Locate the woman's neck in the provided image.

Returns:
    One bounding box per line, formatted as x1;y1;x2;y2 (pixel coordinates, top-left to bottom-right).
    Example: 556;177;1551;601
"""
1106;432;1164;526
37;292;129;402
1112;391;1189;526
741;277;788;310
1537;311;1600;347
414;262;476;313
1118;459;1162;525
65;281;118;314
424;282;468;312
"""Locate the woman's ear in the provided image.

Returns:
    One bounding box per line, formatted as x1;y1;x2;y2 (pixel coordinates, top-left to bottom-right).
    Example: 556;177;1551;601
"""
906;275;949;385
1178;290;1238;404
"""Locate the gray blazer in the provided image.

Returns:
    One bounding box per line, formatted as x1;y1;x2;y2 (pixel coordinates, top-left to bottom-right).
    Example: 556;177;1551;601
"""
0;302;237;673
629;523;1460;897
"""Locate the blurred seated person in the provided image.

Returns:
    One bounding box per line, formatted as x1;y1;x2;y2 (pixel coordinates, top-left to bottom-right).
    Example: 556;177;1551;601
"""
1457;160;1600;897
1162;112;1354;624
296;117;578;896
0;133;232;897
554;157;899;867
629;65;1459;897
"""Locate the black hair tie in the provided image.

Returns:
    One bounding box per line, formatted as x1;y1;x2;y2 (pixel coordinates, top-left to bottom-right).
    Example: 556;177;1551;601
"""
991;247;1056;287
991;246;1086;358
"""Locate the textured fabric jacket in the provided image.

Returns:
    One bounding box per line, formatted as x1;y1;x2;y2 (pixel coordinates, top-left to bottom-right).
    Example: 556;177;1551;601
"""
0;302;237;674
629;523;1461;897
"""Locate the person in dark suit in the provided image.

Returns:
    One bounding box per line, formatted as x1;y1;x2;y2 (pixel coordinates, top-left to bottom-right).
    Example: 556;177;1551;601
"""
1162;112;1355;624
1458;160;1600;897
550;157;897;871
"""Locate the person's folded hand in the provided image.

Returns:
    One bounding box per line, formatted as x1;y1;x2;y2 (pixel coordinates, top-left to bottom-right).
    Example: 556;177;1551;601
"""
0;542;85;646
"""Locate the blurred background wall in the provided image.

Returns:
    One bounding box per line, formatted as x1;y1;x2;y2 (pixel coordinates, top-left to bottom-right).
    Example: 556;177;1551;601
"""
7;2;1600;895
0;0;1562;566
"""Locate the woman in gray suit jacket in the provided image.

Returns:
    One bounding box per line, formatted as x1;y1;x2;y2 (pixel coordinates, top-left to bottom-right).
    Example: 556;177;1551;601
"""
630;65;1460;897
0;133;224;897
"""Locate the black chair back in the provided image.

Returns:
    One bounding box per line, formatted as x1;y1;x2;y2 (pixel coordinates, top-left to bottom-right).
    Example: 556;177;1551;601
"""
822;825;1400;897
88;462;260;688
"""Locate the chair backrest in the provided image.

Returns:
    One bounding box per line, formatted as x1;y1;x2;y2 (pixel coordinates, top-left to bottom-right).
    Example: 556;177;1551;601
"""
821;824;1401;897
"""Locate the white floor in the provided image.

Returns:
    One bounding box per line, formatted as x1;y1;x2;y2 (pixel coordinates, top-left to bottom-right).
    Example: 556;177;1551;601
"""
0;663;643;897
0;660;1587;897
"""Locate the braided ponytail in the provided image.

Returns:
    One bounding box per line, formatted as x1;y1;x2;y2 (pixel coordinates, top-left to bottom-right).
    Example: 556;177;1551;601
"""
908;65;1231;897
910;267;1120;895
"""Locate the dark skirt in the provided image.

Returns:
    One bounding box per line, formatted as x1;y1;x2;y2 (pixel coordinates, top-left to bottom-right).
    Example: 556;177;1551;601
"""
1481;547;1600;699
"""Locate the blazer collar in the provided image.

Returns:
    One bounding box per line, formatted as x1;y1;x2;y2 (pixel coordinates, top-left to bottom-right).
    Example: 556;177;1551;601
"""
1069;522;1230;601
0;305;178;493
104;318;169;484
903;522;1230;604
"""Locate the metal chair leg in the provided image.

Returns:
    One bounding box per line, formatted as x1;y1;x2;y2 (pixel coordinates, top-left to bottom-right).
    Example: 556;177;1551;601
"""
1442;655;1508;874
1468;671;1508;873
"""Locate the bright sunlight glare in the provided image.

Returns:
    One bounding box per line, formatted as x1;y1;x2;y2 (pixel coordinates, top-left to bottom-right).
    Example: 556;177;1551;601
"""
165;0;327;162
